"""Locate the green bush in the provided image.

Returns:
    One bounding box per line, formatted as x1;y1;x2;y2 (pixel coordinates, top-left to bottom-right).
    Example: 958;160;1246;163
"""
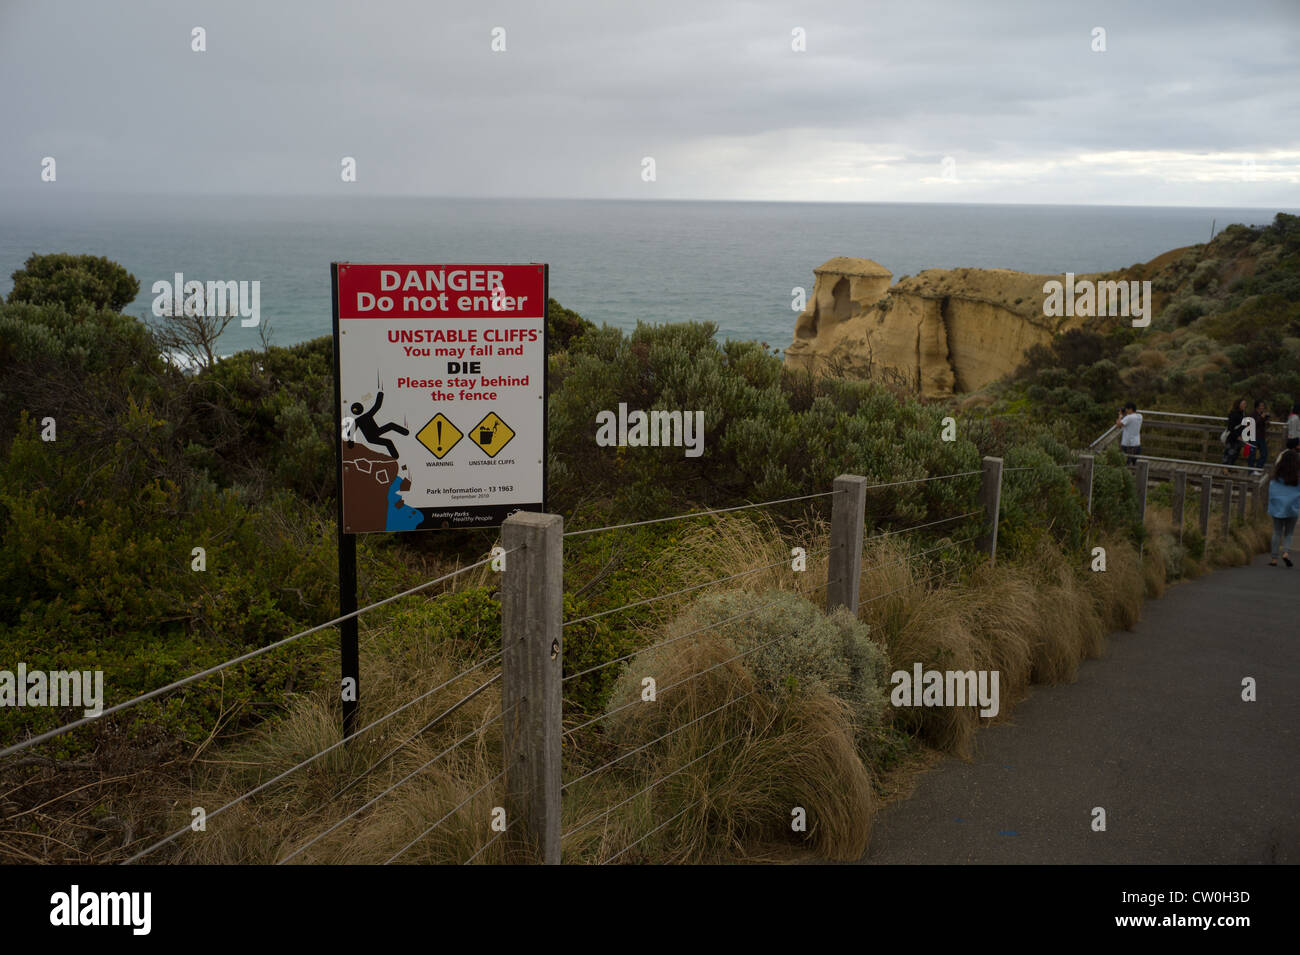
651;589;891;750
7;253;139;313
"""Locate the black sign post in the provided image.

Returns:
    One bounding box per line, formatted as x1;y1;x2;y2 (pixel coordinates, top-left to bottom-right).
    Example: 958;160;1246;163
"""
331;263;360;739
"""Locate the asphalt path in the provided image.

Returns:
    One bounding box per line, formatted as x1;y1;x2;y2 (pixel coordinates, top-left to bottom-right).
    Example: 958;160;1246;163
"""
857;554;1300;864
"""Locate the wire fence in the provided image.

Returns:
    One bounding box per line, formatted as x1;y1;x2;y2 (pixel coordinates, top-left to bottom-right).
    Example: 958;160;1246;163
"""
553;466;994;864
6;454;1105;866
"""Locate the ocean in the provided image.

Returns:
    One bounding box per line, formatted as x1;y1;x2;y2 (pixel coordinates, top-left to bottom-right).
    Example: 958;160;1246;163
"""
0;196;1287;357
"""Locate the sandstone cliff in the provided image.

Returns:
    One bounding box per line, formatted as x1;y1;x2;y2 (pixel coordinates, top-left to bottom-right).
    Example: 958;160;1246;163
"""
784;256;1172;397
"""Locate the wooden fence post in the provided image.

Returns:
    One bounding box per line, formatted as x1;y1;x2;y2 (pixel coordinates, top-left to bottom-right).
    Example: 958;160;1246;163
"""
1078;454;1095;516
1221;480;1232;538
1172;470;1187;545
1200;475;1212;538
828;475;868;616
1135;460;1150;526
1236;480;1247;522
977;457;1003;565
501;511;563;865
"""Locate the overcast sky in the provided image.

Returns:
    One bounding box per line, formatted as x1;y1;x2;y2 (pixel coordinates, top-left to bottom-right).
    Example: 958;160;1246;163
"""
1;0;1297;207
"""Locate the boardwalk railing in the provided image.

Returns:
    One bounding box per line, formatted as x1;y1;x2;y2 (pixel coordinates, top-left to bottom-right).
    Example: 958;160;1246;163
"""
1092;408;1287;474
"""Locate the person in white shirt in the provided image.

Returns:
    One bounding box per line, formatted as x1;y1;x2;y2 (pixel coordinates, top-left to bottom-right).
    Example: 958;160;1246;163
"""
1117;401;1143;466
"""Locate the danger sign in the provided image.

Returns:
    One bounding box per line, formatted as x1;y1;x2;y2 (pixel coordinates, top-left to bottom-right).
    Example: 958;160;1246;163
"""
332;263;547;532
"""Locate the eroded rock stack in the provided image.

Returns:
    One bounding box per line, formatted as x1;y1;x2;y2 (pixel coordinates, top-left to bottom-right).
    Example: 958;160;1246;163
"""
784;256;1155;397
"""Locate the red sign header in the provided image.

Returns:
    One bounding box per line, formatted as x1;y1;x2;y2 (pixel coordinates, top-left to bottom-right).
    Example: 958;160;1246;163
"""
336;263;546;320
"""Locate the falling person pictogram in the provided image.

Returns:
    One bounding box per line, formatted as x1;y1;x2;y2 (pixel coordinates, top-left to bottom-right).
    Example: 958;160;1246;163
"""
348;389;409;459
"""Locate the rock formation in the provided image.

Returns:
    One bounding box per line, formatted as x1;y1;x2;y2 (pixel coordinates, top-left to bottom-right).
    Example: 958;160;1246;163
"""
784;256;1169;397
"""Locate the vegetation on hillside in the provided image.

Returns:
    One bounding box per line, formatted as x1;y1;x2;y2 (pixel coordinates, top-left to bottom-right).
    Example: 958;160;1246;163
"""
990;212;1300;444
0;218;1285;862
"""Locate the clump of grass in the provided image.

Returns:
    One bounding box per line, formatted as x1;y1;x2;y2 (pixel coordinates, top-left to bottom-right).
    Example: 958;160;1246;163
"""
575;601;878;862
958;562;1038;702
649;511;831;613
873;584;984;757
173;631;508;866
1084;533;1144;632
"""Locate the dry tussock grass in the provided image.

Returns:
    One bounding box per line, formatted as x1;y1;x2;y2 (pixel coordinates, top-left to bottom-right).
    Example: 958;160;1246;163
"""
175;632;507;865
160;502;1270;866
566;635;874;863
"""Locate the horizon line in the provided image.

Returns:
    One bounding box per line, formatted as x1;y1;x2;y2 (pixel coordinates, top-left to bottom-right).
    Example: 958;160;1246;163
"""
0;192;1294;212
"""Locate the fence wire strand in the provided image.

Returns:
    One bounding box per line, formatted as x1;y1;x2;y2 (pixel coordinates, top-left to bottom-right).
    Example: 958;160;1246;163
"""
561;467;984;540
563;690;757;792
562;579;832;685
563;551;819;629
463;824;508;865
327;671;503;804
601;795;707;865
562;734;741;843
120;653;506;865
858;469;983;489
563;491;838;539
275;704;512;865
860;534;977;574
863;510;981;543
4;550;515;761
565;590;838;737
384;769;507;865
860;563;964;607
564;577;838;735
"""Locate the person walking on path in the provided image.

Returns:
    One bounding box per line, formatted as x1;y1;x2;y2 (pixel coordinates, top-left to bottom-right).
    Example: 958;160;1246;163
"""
1287;402;1300;444
1284;436;1300;465
1267;448;1300;567
1223;398;1249;466
1248;400;1271;473
1117;401;1143;466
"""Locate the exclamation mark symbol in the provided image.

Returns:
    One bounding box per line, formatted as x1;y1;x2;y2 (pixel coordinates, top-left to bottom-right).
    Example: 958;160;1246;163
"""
436;419;443;454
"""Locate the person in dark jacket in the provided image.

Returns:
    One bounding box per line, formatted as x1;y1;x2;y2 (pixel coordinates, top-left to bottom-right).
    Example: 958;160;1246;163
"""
1247;400;1271;472
1223;397;1249;466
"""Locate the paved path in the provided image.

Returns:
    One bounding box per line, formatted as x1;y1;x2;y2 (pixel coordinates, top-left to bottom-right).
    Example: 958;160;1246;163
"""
858;554;1300;864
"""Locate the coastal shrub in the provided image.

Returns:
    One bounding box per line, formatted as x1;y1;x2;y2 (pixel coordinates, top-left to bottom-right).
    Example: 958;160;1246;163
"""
193;336;336;498
547;319;981;526
0;416;337;750
608;589;890;752
997;444;1087;560
7;252;139;313
0;300;164;444
592;600;877;861
1090;448;1138;532
547;297;596;351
